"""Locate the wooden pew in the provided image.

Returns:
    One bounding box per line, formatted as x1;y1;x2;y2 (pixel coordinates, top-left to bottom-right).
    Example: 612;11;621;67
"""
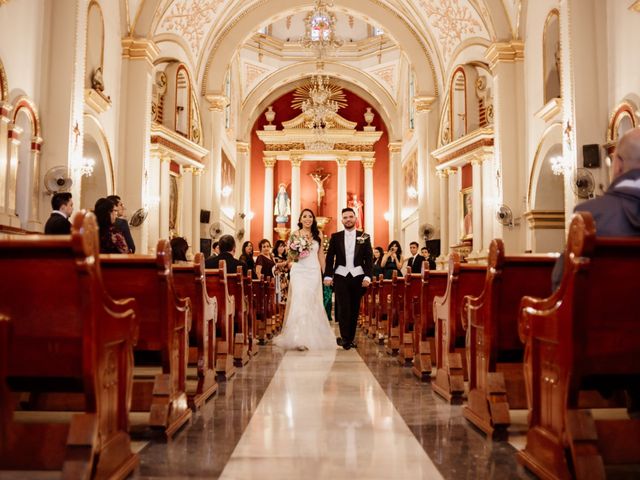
226;267;250;367
432;254;485;402
252;274;267;344
243;271;259;357
385;271;403;355
101;242;192;438
0;211;139;478
462;239;556;439
412;265;448;381
366;277;380;337
398;271;421;366
517;212;640;480
172;253;218;410
375;276;393;344
204;264;236;380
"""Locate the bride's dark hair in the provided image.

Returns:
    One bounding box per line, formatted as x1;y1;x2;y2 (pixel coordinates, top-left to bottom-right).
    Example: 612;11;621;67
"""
297;208;321;244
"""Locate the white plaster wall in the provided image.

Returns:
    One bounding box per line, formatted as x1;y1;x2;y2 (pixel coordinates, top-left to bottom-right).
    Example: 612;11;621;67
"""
606;3;640;114
0;0;48;105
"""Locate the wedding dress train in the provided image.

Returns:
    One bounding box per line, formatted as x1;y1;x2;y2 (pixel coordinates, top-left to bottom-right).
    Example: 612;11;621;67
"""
274;240;337;350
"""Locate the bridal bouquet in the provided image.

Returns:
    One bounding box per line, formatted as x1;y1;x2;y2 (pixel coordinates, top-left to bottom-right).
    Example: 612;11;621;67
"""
287;233;312;262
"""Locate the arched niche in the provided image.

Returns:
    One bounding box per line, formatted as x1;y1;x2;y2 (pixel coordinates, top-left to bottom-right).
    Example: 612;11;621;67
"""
543;9;561;104
449;64;481;141
159;62;193;138
85;1;105;91
12;97;41;231
81;114;114;210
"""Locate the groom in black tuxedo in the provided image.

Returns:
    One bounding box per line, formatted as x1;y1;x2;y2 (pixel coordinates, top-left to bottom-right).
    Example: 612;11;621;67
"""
323;208;373;350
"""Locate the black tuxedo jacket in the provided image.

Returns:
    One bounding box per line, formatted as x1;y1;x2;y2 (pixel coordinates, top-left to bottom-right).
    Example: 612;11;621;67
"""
408;255;426;274
204;251;247;275
44;213;71;235
324;230;373;279
115;217;135;253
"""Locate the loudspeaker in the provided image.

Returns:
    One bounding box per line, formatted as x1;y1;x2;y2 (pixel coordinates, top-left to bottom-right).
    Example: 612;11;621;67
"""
583;144;601;168
200;209;211;224
200;238;212;256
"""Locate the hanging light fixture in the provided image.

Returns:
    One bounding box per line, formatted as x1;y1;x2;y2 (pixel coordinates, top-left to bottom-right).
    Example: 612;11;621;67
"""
299;0;343;56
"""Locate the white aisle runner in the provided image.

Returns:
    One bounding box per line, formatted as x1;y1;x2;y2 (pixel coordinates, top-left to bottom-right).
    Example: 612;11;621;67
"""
220;350;443;480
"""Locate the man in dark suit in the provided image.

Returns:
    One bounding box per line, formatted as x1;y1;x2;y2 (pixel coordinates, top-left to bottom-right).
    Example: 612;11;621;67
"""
205;234;248;274
406;241;426;274
44;192;73;234
323;208;373;350
107;195;135;253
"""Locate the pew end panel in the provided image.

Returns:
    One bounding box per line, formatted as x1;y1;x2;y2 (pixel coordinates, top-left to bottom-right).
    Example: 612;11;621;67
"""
204;264;236;381
385;270;402;356
226;266;250;367
462;239;557;439
0;212;140;478
398;273;421;366
172;253;219;410
101;240;192;439
517;212;640;480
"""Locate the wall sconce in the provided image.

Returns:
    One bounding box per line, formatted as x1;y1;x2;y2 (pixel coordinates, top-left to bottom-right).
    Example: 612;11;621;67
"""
238;211;254;221
550;155;570;176
383;211;391;222
221;185;233;197
406;186;418;199
75;157;95;178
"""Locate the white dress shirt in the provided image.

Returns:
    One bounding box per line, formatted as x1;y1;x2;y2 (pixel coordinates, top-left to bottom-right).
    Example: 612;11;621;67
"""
335;229;365;278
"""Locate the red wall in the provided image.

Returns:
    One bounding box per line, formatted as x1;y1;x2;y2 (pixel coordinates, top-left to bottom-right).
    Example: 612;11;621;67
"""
250;87;389;248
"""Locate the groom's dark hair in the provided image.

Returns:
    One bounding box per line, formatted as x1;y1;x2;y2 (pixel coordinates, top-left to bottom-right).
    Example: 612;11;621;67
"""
218;234;235;253
341;207;355;215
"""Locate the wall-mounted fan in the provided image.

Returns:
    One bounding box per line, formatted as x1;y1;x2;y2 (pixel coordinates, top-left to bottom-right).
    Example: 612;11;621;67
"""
44;166;73;194
129;208;148;227
496;204;514;227
236;228;245;241
209;221;222;240
572;168;595;199
420;223;435;242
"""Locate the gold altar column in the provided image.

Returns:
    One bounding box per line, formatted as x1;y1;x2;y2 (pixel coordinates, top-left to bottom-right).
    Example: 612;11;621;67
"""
290;154;302;226
336;154;348;230
436;169;449;267
362;156;375;243
388;142;403;241
486;41;525;250
263;156;276;241
120;37;160;253
0;102;13;225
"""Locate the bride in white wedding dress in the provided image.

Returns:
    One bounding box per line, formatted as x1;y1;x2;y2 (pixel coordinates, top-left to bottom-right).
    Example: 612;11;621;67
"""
274;209;337;351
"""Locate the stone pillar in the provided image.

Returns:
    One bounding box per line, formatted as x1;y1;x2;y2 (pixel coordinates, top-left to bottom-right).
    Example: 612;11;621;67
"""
290;154;302;226
263;156;276;241
159;156;171;242
414;97;438;236
481;154;495;256
236;141;250;236
436;169;449;267
5;124;22;227
336;154;348;230
192;168;203;255
120;37;160;253
470;156;484;258
203;95;228;225
448;168;461;247
485;41;525;251
27;137;44;230
182;167;193;247
388;142;403;241
0;102;13;224
362;156;376;243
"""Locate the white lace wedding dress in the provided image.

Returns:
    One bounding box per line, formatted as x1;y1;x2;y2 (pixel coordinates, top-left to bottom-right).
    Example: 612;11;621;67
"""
273;239;337;350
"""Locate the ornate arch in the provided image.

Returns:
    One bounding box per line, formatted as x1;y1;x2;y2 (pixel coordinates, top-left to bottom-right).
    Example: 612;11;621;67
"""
12;96;40;138
527;122;563;209
83;113;115;194
606;100;638;144
0;57;8;102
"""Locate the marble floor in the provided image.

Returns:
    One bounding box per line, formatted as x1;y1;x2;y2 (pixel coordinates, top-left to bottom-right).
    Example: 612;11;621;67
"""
129;326;533;480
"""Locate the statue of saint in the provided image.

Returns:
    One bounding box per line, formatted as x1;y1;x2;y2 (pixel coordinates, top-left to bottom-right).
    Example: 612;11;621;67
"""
274;183;291;224
348;193;364;229
309;169;331;216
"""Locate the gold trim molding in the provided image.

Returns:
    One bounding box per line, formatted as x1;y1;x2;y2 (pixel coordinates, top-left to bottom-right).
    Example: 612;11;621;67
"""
523;210;565;230
630;1;640;12
206;94;229;112
121;37;160;67
485;41;525;71
84;88;112;114
263;157;277;168
236;141;250;154
414;96;437;113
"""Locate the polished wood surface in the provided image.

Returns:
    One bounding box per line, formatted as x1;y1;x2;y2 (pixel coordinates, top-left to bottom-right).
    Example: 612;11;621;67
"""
204;264;236;380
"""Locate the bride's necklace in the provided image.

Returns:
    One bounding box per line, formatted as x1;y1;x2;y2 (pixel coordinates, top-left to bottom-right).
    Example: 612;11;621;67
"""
300;229;312;240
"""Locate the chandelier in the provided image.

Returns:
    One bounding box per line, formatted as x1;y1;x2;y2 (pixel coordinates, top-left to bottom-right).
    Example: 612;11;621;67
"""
292;75;347;130
299;0;343;55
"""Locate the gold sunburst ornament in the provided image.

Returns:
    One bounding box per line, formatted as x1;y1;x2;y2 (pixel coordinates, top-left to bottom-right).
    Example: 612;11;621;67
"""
292;76;347;129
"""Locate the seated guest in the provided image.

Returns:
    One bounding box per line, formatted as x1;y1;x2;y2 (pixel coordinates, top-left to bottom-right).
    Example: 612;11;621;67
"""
273;239;289;305
170;236;190;264
406;241;425;273
381;240;403;278
44;192;74;234
205;234;247;274
239;240;256;278
421;246;437;270
373;246;385;278
106;195;135;253
211;241;220;257
94;197;128;254
255;238;275;278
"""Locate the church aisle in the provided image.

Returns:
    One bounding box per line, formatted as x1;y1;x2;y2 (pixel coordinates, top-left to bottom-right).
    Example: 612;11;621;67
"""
219;349;443;480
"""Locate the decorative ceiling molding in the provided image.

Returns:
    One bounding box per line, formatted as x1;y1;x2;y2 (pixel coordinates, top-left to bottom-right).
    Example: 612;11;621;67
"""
367;61;399;97
241;60;275;99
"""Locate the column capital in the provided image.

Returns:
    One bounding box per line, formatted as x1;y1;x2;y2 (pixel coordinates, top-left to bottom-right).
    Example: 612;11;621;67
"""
414;96;437;113
336;154;349;167
0;101;13;119
191;167;204;176
263;157;277;168
205;94;229;112
8;123;23;140
388;142;403;154
236;141;249;154
31;136;43;152
290;155;303;167
361;158;376;169
485;41;524;70
121;37;160;67
436;169;449;178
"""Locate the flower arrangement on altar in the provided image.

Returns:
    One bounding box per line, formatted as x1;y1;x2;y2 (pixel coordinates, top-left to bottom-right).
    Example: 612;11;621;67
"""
287;233;312;262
